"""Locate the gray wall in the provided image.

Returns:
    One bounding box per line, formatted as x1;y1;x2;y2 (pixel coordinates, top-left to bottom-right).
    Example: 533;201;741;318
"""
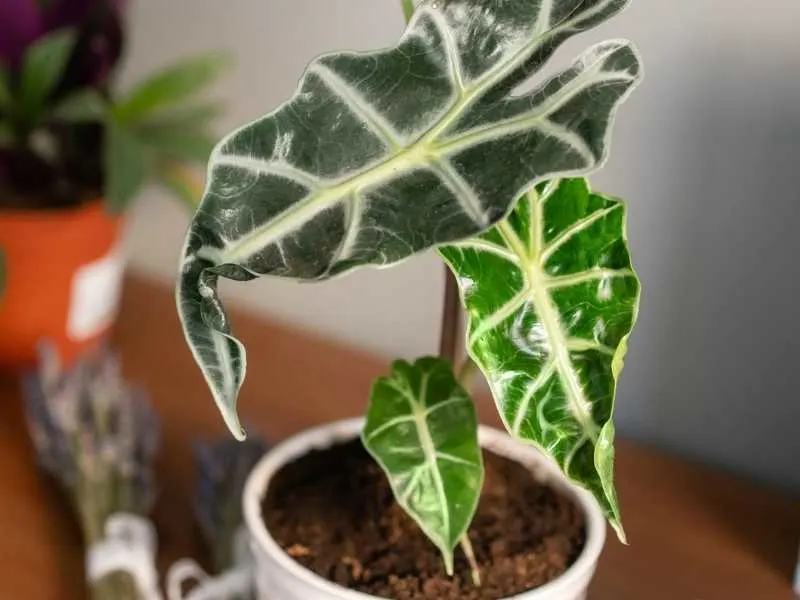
122;0;800;491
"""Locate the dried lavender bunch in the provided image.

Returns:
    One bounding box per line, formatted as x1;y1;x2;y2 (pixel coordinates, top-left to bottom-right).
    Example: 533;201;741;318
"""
24;344;160;600
194;434;268;574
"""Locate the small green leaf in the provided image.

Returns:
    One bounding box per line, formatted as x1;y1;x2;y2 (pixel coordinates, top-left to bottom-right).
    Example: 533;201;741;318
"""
439;178;640;539
21;29;77;109
363;357;484;575
113;54;230;123
105;124;149;213
51;89;107;122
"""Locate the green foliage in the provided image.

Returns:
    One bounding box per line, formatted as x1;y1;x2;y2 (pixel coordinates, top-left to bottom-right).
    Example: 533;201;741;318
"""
105;123;149;213
363;358;483;574
20;29;77;121
112;54;231;124
172;0;644;560
0;37;228;212
175;0;642;439
440;179;640;539
51;90;107;122
104;55;230;211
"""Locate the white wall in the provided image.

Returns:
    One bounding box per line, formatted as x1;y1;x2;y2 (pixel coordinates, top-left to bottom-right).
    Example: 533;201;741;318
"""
122;1;800;491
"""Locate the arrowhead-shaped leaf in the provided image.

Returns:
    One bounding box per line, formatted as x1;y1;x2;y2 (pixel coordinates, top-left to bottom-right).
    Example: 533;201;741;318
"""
177;0;643;437
363;357;483;574
440;179;640;538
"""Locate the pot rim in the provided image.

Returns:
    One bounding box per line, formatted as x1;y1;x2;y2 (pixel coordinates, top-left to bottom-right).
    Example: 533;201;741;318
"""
243;417;607;599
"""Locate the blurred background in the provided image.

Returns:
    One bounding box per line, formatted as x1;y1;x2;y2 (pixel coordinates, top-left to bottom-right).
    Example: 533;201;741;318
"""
121;0;800;493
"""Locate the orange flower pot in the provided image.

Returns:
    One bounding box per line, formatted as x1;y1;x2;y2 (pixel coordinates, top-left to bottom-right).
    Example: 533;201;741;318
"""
0;200;124;371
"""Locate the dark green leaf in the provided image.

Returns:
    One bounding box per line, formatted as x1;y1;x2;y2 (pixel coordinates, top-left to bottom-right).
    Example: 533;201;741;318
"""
177;0;642;437
363;357;483;574
113;54;230;123
105;124;149;213
51;89;107;122
439;178;640;540
21;29;77;109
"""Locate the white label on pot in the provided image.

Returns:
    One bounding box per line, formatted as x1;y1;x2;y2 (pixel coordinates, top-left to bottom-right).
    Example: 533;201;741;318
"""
67;245;125;341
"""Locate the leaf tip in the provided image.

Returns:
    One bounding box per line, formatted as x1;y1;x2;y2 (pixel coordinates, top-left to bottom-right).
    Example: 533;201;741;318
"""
610;519;628;545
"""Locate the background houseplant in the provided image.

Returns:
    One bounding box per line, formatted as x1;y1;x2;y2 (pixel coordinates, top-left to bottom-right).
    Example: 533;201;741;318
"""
0;0;227;369
176;0;642;597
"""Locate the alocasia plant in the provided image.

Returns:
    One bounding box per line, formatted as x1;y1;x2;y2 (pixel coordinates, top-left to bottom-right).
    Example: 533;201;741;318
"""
176;0;643;580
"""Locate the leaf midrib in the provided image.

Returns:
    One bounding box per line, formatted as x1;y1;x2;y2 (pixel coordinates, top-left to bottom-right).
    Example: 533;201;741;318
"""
496;219;600;442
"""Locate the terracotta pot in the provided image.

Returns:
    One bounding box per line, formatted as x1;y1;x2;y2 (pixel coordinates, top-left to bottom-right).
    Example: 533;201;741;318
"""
0;199;124;370
244;418;607;600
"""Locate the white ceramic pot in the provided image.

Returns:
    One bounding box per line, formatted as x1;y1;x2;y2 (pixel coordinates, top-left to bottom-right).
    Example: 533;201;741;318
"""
243;418;606;600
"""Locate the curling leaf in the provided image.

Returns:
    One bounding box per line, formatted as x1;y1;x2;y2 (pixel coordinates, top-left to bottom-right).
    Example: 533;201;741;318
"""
363;357;483;574
177;0;642;438
439;178;640;539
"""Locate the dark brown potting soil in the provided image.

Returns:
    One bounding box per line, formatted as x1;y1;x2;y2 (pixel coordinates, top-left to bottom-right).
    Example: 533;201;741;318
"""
262;439;585;600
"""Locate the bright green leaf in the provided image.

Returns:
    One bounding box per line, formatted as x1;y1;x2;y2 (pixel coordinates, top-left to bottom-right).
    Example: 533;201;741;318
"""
51;89;107;122
21;29;77;110
176;0;641;438
363;357;483;574
439;178;640;540
105;124;149;213
113;54;230;123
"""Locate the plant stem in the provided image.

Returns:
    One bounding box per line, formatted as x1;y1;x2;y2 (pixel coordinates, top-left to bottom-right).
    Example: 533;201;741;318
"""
460;534;482;587
439;266;461;364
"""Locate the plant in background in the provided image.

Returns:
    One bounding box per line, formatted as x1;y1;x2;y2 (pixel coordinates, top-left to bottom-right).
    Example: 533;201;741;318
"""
176;0;642;582
24;344;161;600
0;0;228;212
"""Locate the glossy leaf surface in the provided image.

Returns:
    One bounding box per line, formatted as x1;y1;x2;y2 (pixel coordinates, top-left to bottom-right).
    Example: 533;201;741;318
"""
440;179;639;537
363;357;483;573
178;0;642;437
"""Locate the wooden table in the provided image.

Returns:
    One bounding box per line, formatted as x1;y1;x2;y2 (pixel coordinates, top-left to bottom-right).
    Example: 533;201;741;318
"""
0;275;797;599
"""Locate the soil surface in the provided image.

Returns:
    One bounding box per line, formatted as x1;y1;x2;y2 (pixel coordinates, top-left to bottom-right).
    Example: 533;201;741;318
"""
262;439;585;600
